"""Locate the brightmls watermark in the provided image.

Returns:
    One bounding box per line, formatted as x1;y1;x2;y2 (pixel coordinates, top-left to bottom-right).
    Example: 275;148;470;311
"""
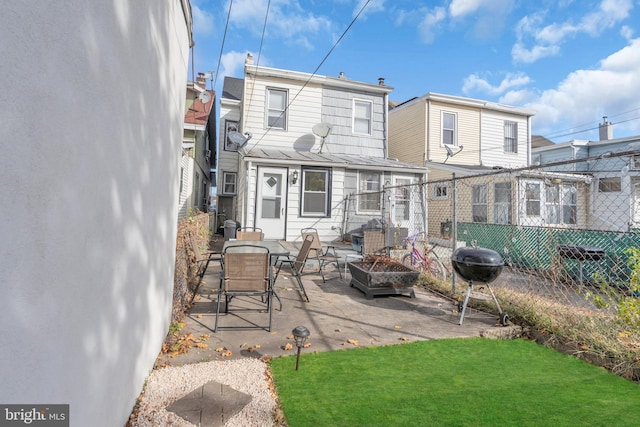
0;405;68;426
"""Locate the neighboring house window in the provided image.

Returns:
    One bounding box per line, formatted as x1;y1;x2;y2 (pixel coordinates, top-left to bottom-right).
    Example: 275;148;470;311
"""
545;183;577;225
472;184;488;223
631;155;640;170
494;182;512;224
598;177;621;192
224;120;239;151
222;172;236;195
301;168;331;217
525;182;541;216
358;171;381;211
267;88;287;129
442;112;457;146
433;184;448;199
353;100;372;135
504;121;518;153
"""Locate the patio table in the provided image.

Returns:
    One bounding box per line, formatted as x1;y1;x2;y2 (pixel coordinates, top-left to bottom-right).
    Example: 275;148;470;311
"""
222;240;290;260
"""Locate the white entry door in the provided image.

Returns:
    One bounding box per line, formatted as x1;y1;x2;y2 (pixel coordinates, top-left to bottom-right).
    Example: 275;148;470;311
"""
255;167;287;240
391;176;413;230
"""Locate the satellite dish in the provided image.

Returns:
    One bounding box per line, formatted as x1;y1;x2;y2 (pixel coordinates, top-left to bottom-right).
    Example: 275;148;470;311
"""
443;145;463;163
444;145;454;157
227;131;252;148
312;123;332;138
312;123;332;153
198;91;211;104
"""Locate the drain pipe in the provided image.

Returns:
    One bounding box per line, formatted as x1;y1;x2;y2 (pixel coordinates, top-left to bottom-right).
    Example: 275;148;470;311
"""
451;173;458;294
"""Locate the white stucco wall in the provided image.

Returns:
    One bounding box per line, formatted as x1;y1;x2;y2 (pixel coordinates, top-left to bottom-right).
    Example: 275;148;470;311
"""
0;2;191;426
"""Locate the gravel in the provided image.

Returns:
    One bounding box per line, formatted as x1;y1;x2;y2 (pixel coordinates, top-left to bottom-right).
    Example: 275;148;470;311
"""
129;358;280;426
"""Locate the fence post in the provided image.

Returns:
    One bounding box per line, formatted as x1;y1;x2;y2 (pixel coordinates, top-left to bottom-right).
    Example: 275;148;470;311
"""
452;173;458;294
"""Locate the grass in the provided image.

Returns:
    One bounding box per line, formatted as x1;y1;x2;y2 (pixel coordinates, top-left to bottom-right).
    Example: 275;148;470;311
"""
270;338;640;426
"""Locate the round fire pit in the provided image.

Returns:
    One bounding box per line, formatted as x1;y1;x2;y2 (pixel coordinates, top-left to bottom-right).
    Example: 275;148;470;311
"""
451;247;508;326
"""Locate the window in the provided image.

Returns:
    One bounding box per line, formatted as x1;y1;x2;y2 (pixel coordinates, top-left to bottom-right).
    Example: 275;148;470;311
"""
442;112;457;146
472;184;487;223
598;177;621;192
525;182;541;216
353;100;372;135
494;182;512;224
301;168;331;217
358;171;381;211
222;172;236;195
224;120;239;151
504;121;518;153
433;184;448;199
545;183;576;225
267;88;287;129
632;155;640;170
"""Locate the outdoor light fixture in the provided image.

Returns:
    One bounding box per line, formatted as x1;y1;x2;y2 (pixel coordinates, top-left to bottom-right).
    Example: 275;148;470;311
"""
291;170;299;185
292;325;310;370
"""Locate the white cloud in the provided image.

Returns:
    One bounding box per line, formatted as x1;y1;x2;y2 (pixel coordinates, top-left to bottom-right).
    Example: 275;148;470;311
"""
220;50;258;78
228;0;332;49
512;0;634;64
512;38;640;139
449;0;484;18
417;7;446;44
192;5;215;36
620;25;634;40
462;72;532;96
354;0;386;19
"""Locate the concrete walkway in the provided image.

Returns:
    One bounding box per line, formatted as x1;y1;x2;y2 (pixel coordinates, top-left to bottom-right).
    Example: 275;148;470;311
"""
160;240;508;425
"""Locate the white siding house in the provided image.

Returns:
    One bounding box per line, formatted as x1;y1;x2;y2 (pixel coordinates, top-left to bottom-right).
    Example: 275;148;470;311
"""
218;56;427;242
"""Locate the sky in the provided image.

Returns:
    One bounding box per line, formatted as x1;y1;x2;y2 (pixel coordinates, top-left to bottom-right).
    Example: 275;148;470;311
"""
189;0;640;143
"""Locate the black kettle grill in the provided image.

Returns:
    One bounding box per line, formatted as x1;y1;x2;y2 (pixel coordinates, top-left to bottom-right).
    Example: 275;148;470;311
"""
452;247;508;326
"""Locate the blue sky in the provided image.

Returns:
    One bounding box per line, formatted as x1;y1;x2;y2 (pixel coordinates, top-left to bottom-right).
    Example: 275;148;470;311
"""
190;0;640;143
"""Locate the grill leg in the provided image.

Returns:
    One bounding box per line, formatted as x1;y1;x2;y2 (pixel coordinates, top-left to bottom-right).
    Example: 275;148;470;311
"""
458;281;473;326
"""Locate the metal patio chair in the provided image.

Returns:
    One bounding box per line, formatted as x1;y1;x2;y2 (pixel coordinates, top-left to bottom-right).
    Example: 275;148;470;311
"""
236;227;264;241
214;244;275;332
301;227;343;282
274;235;313;302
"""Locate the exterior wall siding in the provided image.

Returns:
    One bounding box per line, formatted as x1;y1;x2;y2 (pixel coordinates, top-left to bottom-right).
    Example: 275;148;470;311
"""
481;110;529;168
427;101;480;165
388;101;426;166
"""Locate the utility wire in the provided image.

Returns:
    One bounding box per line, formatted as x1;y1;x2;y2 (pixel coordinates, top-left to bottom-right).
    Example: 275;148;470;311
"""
244;0;371;153
245;0;271;123
212;0;234;90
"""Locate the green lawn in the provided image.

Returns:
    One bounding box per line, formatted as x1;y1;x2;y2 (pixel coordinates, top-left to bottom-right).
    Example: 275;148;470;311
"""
270;338;640;426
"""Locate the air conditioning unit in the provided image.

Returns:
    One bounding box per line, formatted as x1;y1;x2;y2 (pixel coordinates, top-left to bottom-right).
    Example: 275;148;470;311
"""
631;155;640;170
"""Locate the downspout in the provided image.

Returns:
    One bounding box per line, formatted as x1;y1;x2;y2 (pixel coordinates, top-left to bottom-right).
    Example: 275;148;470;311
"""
383;91;389;158
425;98;431;163
527;115;532;166
243;159;251;227
479;109;483;166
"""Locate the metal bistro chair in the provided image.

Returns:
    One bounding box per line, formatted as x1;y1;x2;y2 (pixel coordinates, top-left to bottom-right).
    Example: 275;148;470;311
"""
186;232;222;287
301;227;343;282
236;227;264;241
214;245;275;332
363;229;387;257
274;235;313;302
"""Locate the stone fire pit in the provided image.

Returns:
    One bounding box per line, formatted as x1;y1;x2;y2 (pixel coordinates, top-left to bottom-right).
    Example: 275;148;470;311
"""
347;258;419;299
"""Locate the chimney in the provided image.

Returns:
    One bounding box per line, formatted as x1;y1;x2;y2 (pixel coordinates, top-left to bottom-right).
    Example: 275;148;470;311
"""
598;116;613;141
245;53;254;65
196;72;206;89
378;77;385;86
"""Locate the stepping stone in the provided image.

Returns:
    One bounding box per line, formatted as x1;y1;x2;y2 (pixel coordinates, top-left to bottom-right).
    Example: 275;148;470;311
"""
166;380;251;427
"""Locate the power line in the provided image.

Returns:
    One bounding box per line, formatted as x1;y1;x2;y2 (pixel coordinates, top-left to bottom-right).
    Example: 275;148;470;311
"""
244;0;372;152
212;0;234;90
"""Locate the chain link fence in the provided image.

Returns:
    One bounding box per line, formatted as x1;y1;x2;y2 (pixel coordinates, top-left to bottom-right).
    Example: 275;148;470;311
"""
343;151;640;379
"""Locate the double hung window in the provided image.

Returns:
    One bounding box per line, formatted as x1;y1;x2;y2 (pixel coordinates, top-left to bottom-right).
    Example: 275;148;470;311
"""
442;112;457;146
301;168;331;217
358;171;381;212
222;172;237;195
504;121;518;153
353;100;372;135
472;184;488;223
267;88;287;129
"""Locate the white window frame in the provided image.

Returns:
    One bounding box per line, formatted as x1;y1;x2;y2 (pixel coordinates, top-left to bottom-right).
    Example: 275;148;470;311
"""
494;182;512;224
504;121;518;153
353;99;372;135
357;171;382;212
433;184;449;200
472;184;487;223
222;171;237;195
266;88;287;130
301;168;331;217
545;183;577;225
442;111;457;147
525;182;541;217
